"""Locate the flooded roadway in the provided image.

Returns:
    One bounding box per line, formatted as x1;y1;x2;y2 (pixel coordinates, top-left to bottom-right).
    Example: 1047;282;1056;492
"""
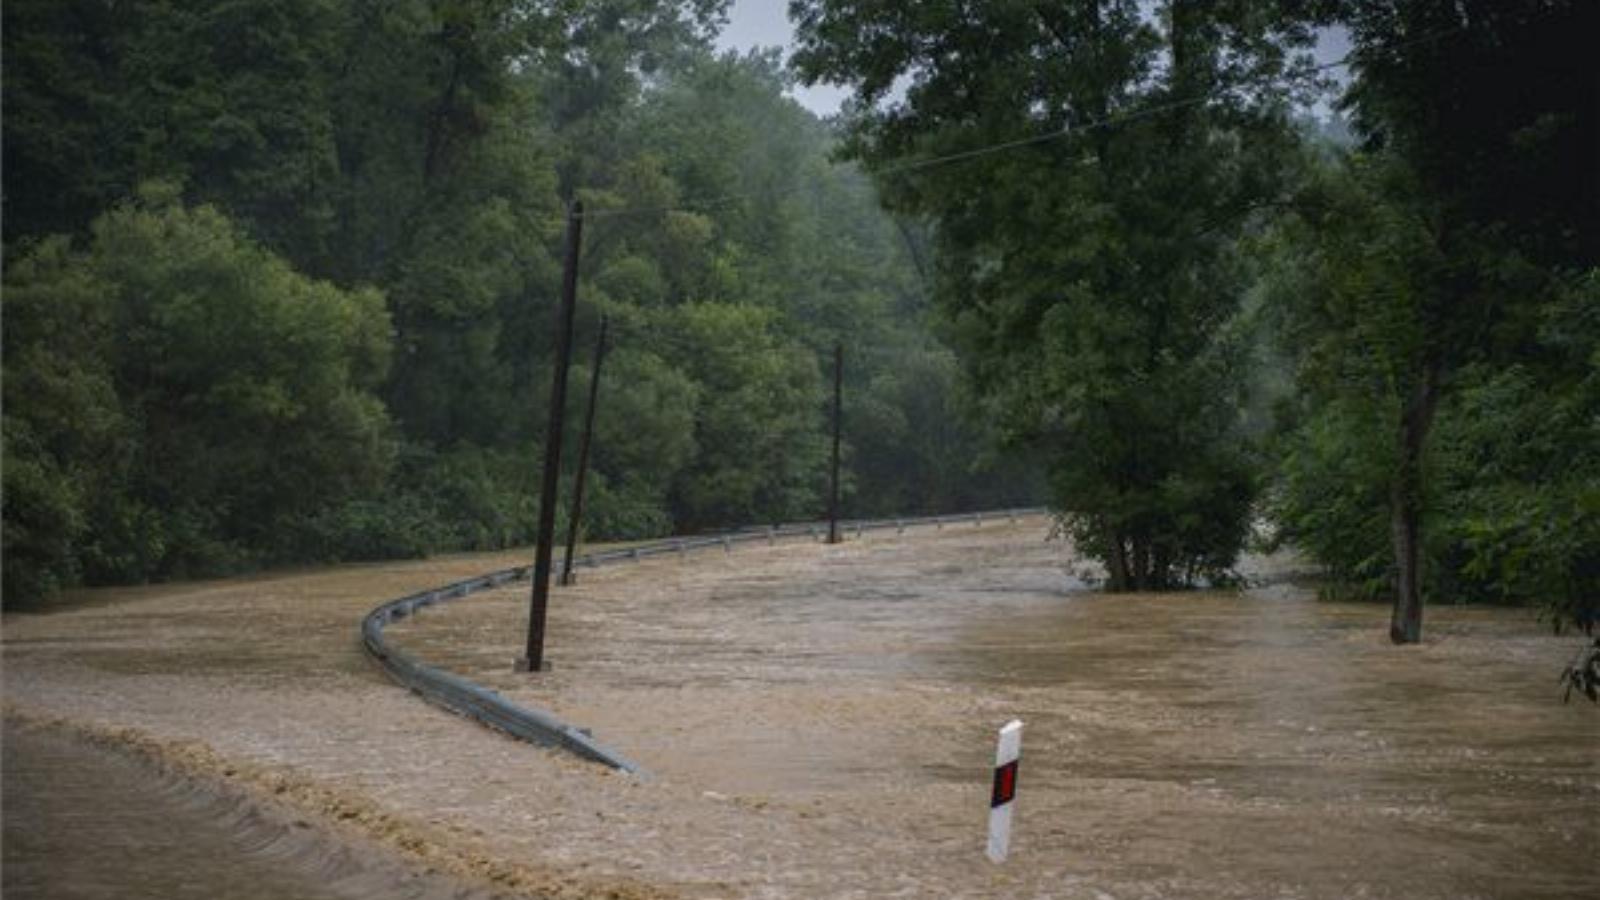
4;519;1597;898
392;523;1600;898
2;720;505;900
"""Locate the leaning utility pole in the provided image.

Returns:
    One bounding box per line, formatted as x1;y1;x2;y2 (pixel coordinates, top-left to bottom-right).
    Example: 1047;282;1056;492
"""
827;343;843;544
519;201;583;673
560;315;609;587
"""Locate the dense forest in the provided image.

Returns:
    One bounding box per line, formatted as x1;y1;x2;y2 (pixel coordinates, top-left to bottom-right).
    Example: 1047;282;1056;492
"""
3;0;1596;655
1;0;1041;606
790;0;1596;642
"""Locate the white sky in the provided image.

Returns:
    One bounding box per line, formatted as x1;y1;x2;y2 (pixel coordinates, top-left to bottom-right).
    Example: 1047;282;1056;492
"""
713;0;850;116
712;0;1351;119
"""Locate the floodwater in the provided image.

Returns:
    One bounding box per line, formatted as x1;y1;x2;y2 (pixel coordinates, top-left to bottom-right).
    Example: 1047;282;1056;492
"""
5;520;1597;898
2;720;503;900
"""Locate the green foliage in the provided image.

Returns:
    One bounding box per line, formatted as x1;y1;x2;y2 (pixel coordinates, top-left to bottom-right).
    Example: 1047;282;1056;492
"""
3;6;1040;603
583;473;675;541
793;0;1314;589
1;234;126;600
846;345;1024;517
1270;255;1600;630
1268;395;1397;599
1;0;344;258
664;303;827;529
1263;0;1598;638
2;192;394;604
1431;273;1600;631
292;496;444;563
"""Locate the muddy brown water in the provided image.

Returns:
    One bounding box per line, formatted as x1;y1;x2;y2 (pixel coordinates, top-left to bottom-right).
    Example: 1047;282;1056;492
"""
4;521;1597;898
2;720;505;900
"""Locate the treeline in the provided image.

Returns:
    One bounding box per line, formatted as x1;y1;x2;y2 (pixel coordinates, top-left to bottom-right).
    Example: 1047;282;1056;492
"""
2;0;1040;606
7;0;1595;644
792;0;1598;638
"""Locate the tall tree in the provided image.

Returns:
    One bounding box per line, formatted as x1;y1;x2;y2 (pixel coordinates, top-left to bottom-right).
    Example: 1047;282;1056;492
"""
1332;0;1599;642
792;0;1317;588
1;1;1042;601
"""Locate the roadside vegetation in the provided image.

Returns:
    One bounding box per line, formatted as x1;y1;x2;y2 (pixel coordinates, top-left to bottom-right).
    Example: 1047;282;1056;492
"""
792;0;1596;645
2;0;1039;606
4;0;1594;661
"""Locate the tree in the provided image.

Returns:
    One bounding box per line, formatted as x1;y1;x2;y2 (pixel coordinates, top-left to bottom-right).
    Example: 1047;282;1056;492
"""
1433;273;1599;635
1;0;345;260
1;237;129;603
2;189;394;603
581;47;1037;530
1324;0;1599;641
1261;155;1455;603
663;302;826;530
2;2;1042;600
1264;150;1598;646
792;0;1316;588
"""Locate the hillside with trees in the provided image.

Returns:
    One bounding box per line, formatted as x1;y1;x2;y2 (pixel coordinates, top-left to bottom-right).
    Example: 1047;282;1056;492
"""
792;0;1597;646
4;0;1594;667
3;0;1038;606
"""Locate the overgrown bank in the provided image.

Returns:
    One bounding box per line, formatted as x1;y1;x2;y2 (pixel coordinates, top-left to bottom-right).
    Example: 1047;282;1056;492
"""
2;2;1040;606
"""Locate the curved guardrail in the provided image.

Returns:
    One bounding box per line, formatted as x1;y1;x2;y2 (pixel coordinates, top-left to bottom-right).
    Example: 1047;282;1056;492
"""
361;507;1048;773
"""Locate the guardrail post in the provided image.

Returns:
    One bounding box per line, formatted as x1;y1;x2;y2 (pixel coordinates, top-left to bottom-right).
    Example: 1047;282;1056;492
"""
896;518;905;534
767;525;776;546
976;512;983;527
722;536;732;553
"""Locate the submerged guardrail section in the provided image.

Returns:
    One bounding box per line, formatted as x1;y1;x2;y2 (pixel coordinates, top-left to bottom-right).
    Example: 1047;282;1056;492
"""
360;508;1048;773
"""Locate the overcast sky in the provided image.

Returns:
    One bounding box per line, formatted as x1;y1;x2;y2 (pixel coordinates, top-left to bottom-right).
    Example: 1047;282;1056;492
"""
712;0;1351;118
713;0;851;115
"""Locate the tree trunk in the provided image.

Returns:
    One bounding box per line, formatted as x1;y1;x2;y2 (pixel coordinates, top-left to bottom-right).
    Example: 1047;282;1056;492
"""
1109;532;1132;592
1389;362;1440;644
1131;535;1152;592
1388;479;1423;643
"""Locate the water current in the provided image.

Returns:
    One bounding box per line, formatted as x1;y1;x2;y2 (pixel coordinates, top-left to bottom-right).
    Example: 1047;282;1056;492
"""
2;720;501;900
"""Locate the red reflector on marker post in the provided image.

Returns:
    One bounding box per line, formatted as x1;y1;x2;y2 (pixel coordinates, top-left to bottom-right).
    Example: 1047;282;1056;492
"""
986;719;1023;862
991;759;1018;807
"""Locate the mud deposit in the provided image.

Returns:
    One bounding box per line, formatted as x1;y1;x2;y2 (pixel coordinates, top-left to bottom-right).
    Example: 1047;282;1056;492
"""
5;521;1597;898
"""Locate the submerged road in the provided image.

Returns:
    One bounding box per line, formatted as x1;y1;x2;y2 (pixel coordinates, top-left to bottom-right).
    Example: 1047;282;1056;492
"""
1;720;500;900
3;520;1595;898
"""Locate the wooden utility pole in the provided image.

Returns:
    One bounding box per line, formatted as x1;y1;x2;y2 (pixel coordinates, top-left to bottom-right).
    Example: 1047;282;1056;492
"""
560;315;609;586
519;201;583;673
827;343;843;544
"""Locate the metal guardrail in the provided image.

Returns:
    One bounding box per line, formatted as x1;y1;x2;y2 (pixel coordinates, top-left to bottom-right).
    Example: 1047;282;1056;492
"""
361;507;1049;773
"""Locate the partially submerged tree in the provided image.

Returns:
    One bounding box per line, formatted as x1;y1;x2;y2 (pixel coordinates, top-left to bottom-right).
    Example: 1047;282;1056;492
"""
1315;0;1599;642
792;0;1319;589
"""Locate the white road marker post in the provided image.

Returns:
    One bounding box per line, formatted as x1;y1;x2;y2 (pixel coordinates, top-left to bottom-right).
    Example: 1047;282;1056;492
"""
986;719;1023;863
